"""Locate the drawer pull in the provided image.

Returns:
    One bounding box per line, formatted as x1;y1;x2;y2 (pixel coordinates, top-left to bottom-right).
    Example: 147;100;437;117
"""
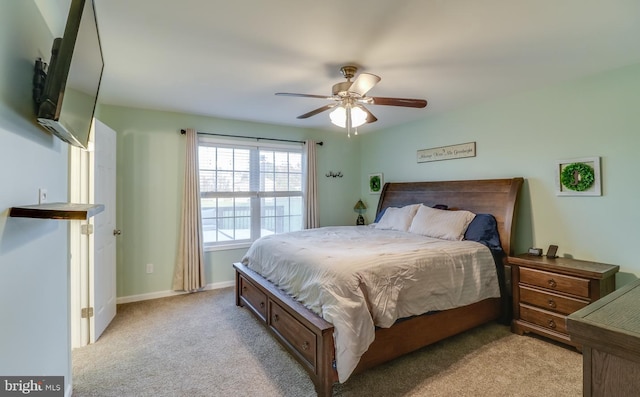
259;302;265;309
242;286;247;292
547;279;557;288
302;341;310;351
547;319;556;329
273;314;279;323
547;299;556;308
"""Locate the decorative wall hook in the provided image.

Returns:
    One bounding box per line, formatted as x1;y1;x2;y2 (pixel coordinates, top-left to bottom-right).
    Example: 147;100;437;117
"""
326;171;343;178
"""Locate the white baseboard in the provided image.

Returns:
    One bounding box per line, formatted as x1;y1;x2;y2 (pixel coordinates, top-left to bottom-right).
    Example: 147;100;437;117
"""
116;281;235;304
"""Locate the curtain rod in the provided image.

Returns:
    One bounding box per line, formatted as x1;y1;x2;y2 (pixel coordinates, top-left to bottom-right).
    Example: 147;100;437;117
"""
180;129;323;145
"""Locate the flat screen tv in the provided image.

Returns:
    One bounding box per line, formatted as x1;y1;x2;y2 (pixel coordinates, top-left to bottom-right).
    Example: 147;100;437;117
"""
34;0;103;150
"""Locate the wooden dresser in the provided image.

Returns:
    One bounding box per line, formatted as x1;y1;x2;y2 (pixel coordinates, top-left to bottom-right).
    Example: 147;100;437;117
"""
509;254;619;347
567;279;640;397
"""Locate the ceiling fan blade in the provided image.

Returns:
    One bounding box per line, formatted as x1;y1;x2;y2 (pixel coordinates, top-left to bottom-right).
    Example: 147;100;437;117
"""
347;73;381;96
361;107;378;123
369;96;427;108
297;104;336;119
275;93;331;99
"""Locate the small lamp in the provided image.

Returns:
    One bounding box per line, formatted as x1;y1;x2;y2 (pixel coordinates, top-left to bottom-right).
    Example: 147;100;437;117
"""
354;199;367;225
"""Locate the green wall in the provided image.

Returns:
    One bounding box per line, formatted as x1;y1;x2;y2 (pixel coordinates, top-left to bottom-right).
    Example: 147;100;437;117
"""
97;106;362;298
101;59;640;300
360;63;640;286
0;1;72;393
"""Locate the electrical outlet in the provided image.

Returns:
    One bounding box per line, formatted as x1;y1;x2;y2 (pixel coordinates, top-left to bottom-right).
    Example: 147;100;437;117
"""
39;188;48;204
146;263;154;274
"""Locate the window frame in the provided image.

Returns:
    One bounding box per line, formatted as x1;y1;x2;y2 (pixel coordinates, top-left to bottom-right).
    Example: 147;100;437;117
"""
198;136;304;251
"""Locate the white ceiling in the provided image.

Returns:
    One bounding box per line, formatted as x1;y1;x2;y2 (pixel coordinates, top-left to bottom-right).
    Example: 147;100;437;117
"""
45;0;640;133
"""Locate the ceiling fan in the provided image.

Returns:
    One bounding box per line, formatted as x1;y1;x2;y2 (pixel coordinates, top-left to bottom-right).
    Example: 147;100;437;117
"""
275;65;427;137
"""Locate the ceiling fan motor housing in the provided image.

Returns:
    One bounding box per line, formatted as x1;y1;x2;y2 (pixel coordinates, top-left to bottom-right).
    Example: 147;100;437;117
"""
332;81;356;97
334;65;360;96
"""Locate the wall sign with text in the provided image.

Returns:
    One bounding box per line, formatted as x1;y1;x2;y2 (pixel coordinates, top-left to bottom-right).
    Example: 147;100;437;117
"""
417;142;476;163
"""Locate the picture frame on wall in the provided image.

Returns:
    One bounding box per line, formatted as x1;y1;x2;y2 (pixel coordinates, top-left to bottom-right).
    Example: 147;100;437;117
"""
555;157;602;196
369;173;383;194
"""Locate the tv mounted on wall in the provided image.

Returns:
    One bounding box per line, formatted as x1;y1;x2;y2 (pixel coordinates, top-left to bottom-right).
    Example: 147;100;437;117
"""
33;0;103;150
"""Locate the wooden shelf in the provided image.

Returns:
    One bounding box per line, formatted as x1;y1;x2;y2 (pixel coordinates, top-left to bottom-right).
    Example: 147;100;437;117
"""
9;202;104;220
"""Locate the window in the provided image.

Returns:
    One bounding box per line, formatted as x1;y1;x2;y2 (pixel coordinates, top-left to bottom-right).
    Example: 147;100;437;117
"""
198;137;304;248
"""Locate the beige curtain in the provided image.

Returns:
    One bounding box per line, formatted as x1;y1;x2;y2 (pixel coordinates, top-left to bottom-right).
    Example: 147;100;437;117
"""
173;128;206;292
304;139;319;228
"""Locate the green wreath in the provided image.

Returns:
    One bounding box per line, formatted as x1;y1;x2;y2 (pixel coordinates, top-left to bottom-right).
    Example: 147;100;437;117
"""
560;162;595;191
369;175;381;192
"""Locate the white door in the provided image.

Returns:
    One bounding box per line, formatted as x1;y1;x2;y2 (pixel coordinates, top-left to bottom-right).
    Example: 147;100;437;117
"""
91;119;117;341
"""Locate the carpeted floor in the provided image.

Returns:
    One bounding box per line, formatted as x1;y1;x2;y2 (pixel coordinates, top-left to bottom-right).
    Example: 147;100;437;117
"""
72;287;582;396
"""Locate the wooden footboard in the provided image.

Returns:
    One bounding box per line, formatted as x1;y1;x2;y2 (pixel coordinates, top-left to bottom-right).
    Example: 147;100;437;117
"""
235;262;501;396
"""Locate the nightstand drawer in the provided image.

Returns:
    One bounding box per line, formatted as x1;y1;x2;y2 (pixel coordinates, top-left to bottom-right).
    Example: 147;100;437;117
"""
520;304;568;334
520;267;590;298
519;285;589;315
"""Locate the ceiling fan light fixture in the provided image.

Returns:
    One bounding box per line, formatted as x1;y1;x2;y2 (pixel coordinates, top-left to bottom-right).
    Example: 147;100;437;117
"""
329;105;367;128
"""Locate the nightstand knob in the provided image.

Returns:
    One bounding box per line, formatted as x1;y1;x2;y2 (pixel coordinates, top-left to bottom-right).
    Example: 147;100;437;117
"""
548;299;557;308
547;319;556;329
302;341;310;351
548;279;557;288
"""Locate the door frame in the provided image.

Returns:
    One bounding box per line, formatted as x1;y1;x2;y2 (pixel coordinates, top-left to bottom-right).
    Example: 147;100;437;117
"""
69;125;95;348
69;119;117;347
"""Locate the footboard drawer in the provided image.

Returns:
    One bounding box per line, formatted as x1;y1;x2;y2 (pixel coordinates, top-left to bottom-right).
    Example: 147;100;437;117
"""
269;300;317;370
239;275;267;322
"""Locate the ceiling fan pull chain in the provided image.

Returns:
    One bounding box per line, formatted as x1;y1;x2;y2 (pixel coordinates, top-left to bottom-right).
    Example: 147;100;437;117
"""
346;103;352;137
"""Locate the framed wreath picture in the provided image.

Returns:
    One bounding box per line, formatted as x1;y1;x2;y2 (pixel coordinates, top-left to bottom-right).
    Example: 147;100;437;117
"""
369;173;383;194
555;157;601;196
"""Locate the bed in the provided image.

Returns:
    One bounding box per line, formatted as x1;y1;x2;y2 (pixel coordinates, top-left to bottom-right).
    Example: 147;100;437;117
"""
234;177;523;396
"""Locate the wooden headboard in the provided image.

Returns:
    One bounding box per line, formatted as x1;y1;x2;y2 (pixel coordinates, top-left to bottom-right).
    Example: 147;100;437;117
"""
376;178;524;255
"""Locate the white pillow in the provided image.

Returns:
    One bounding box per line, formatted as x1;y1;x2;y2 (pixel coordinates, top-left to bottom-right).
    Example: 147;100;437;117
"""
408;205;476;241
374;204;420;232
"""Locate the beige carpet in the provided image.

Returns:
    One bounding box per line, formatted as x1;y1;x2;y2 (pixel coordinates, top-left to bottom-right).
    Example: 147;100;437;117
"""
72;288;582;396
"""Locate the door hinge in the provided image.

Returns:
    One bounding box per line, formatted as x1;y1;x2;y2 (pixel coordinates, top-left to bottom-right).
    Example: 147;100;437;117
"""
80;224;94;235
81;307;94;318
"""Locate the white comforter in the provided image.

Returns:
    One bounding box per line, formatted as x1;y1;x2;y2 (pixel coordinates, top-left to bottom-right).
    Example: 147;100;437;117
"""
241;226;500;382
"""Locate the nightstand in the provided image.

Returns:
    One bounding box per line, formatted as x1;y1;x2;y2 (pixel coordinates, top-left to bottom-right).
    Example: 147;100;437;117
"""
509;254;619;348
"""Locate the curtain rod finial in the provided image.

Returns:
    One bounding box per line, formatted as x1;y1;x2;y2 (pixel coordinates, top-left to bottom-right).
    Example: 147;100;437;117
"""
180;129;186;135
